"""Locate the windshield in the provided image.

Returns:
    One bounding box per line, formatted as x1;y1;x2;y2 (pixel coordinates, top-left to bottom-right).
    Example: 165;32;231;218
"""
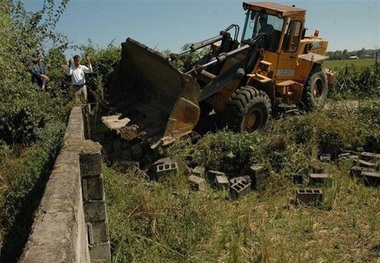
241;10;284;51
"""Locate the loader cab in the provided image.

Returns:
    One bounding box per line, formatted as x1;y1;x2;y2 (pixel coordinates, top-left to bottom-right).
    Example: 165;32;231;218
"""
242;2;307;84
241;9;284;52
241;2;306;54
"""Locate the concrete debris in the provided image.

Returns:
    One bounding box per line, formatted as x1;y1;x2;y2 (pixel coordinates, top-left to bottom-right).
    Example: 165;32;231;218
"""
188;175;206;191
296;189;323;205
215;174;230;190
230;179;251;200
309;173;333;187
350;151;380;187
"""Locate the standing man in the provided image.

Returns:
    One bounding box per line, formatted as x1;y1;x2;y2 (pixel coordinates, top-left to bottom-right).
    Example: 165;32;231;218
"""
66;54;93;104
29;50;49;92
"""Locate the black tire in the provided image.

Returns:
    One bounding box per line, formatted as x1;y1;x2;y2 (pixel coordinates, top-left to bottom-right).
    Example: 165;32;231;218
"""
223;86;271;132
302;65;328;110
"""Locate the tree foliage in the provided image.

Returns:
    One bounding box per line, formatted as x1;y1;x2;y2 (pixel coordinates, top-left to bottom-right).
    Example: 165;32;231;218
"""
0;0;71;147
0;1;71;260
79;40;121;97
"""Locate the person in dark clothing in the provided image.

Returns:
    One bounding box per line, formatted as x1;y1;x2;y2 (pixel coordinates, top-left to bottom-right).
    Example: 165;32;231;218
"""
29;50;49;92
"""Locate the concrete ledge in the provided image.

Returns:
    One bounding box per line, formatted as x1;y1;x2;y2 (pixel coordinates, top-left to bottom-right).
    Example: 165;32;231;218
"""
19;107;91;263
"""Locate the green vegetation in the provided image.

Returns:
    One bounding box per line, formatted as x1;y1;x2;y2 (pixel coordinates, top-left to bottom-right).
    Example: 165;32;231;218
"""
0;0;379;262
0;1;72;261
324;58;377;70
105;100;380;262
329;64;380;100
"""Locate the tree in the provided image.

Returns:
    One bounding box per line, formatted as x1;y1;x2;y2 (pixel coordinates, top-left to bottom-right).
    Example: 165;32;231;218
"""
357;48;366;59
0;0;71;146
342;49;349;59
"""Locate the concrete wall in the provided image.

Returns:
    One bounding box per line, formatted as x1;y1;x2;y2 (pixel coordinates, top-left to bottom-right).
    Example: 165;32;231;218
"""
19;107;111;263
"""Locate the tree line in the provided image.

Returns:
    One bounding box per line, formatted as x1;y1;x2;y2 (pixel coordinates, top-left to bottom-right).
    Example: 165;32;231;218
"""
327;48;378;60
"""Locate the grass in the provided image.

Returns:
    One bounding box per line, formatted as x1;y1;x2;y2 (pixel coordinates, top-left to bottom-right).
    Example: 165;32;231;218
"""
104;163;380;262
324;58;377;70
104;99;380;263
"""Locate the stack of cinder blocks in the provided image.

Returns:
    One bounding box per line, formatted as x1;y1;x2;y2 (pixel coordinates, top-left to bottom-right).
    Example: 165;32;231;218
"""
294;155;336;206
350;152;380;186
79;140;111;262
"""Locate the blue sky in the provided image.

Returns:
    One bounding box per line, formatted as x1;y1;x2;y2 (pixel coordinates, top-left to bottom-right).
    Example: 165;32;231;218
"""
23;0;379;57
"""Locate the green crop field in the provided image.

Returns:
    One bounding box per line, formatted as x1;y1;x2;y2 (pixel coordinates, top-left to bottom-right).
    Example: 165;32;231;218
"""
324;58;377;70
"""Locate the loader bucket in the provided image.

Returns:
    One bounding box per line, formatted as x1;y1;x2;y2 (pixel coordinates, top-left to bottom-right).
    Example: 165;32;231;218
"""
108;38;201;146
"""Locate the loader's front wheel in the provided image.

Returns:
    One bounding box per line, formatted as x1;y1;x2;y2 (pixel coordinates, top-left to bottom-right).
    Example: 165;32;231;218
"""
302;65;328;110
223;86;271;132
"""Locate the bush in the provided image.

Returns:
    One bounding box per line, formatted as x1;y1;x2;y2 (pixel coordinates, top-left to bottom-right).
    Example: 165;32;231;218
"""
166;131;264;176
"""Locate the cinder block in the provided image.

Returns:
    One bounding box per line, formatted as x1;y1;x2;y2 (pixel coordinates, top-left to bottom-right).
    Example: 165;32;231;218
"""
82;175;104;201
215;174;230;190
188;175;206;191
362;171;380;186
172;156;190;175
309;173;333;187
84;200;107;222
230;175;251;184
350;165;375;177
153;157;171;165
79;141;102;177
360;152;380;162
338;152;351;158
89;241;111;262
249;165;264;176
337;153;358;166
150;158;178;180
230;179;251;200
192;166;205;177
296;189;323;205
312;164;325;173
156;162;178;175
249;165;266;191
207;170;225;181
319;154;331;163
358;159;376;168
90;221;110;244
157;162;177;173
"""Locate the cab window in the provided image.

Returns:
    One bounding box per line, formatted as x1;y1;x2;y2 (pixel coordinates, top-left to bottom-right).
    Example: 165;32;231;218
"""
241;10;284;51
283;20;302;52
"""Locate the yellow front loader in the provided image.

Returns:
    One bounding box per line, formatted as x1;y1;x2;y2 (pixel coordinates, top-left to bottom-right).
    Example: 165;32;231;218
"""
108;2;334;147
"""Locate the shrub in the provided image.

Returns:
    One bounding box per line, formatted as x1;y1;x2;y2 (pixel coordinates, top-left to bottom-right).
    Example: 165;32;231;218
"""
166;131;264;176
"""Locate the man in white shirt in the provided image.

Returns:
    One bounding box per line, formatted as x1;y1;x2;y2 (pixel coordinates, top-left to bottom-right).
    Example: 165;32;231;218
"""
66;55;93;104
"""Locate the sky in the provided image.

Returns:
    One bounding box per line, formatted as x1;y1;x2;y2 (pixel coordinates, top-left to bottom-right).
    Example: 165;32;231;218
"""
22;0;380;57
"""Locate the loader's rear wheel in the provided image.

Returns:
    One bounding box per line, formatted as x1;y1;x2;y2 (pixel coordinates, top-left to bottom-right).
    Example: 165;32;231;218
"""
223;86;271;132
302;65;328;110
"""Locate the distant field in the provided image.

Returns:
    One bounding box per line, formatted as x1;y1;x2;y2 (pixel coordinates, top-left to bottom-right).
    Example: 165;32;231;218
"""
324;58;377;70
